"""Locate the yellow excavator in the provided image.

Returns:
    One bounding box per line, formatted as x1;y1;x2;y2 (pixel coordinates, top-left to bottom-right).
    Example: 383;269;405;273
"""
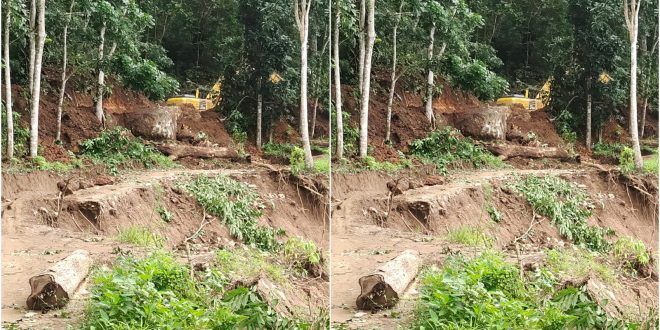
496;80;551;111
166;80;222;111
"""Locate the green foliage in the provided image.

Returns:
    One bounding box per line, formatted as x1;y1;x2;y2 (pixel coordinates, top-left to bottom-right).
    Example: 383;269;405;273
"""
360;156;400;172
619;147;636;174
445;227;493;247
283;237;321;276
643;152;658;174
289;147;306;175
116;227;164;247
30;156;77;173
156;205;173;223
545;248;617;285
512;175;612;251
409;128;504;174
216;248;286;285
593;142;626;159
1;110;30;158
486;205;502;223
613;237;651;271
113;55;179;100
84;251;310;329
413;251;634;329
182;174;282;251
79;127;176;175
263;143;295;159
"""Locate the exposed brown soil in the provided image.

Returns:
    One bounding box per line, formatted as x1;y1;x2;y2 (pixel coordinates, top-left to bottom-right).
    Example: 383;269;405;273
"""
330;167;658;328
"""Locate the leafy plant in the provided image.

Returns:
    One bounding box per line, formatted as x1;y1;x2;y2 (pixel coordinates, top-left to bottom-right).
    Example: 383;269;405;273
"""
263;142;295;159
79;127;176;175
512;175;612;251
545;248;617;285
116;226;164;247
216;247;286;284
290;146;306;175
157;205;173;223
643;152;658;174
283;237;321;276
486;205;502;223
182;174;282;251
414;251;636;329
84;251;311;329
592;142;626;159
409;128;504;174
613;237;651;271
619;147;636;174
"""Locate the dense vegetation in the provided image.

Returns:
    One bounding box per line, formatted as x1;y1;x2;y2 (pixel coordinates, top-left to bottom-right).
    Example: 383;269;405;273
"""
84;251;325;329
414;251;654;329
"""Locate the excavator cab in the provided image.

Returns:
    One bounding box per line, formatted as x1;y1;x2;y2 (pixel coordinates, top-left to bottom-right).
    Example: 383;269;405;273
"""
496;79;551;111
166;80;222;111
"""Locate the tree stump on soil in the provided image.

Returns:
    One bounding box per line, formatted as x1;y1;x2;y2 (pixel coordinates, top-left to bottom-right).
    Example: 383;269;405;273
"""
484;143;575;161
356;249;421;310
26;250;92;310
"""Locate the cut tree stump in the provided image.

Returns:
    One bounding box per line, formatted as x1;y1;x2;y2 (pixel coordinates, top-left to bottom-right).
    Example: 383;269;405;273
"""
155;143;249;162
484;143;575;161
356;249;421;310
26;250;92;310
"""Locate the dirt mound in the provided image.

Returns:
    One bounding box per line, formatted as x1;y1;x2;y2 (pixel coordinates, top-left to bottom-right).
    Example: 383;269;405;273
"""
508;108;565;147
601;117;631;144
178;108;233;147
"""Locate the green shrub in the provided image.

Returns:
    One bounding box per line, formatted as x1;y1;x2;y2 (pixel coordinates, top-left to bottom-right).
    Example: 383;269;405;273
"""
283;237;321;276
216;248;286;284
31;156;76;173
79;127;176;175
613;237;651;271
1;110;30;158
512;175;612;251
409;128;504;174
157;205;173;223
361;155;400;172
486;205;502;223
84;251;308;329
116;226;164;247
619;147;636;174
643;152;658;174
592;142;626;159
290;146;306;175
414;251;635;329
182;175;282;251
262;143;295;159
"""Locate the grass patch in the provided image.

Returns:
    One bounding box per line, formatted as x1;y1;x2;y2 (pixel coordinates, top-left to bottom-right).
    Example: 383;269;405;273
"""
182;174;283;251
79;127;176;175
84;251;320;329
512;175;613;252
545;247;618;285
592;142;626;159
643;151;658;174
613;236;651;272
262;142;295;159
116;226;164;247
216;247;287;284
408;128;504;174
413;251;644;329
445;227;493;247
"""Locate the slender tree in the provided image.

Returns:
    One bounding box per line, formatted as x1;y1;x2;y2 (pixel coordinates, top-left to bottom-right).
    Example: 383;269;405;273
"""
28;0;36;95
4;0;13;159
623;0;643;168
586;78;592;150
358;0;374;158
29;0;45;158
424;22;436;127
386;0;405;143
57;0;76;142
256;78;262;150
334;0;343;159
294;0;314;168
358;0;366;96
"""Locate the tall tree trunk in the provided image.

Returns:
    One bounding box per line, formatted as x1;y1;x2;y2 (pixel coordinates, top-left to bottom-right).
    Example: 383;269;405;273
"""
29;0;45;158
294;0;314;168
640;97;647;138
586;78;592;151
56;0;75;142
256;78;262;150
358;0;366;97
4;0;14;159
95;23;106;124
358;0;375;158
425;24;436;127
311;98;318;139
28;0;36;95
334;0;343;159
386;0;404;143
624;0;643;169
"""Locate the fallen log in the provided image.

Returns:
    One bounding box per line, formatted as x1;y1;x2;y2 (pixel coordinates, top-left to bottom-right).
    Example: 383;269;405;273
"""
484;143;575;161
356;249;421;310
26;250;92;310
155;143;248;162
